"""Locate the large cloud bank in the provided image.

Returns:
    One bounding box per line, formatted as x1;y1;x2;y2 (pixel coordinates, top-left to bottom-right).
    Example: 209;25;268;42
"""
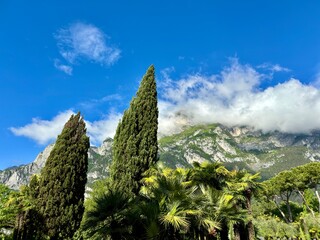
158;60;320;135
11;60;320;145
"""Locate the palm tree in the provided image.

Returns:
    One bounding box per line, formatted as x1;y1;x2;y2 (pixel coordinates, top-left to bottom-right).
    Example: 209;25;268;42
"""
140;164;219;239
190;162;230;190
198;184;247;240
189;162;251;240
81;181;135;240
226;170;261;240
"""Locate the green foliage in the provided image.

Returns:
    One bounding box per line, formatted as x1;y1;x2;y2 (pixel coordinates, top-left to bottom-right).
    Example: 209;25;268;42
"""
190;161;230;190
82;161;262;239
263;162;320;224
299;213;320;239
303;188;318;212
80;159;320;239
253;162;320;239
111;65;158;195
13;208;44;240
158;124;219;145
0;179;45;239
0;184;18;238
36;112;90;239
12;178;44;239
254;216;298;239
81;180;135;240
141;165;220;239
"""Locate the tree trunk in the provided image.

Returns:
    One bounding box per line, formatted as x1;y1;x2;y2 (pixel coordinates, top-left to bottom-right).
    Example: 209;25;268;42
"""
233;224;241;240
286;195;293;222
219;223;229;240
273;196;289;223
240;223;248;240
315;189;320;213
245;191;255;240
13;212;24;240
298;190;315;217
247;222;254;240
111;232;122;240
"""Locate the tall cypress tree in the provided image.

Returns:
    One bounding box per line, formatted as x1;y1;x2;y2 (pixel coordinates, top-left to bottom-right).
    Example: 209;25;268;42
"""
111;65;158;195
37;112;90;239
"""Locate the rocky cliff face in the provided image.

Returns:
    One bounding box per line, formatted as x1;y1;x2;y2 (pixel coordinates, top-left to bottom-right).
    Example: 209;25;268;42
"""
159;124;320;179
1;124;320;189
0;144;54;189
86;138;113;190
0;139;113;190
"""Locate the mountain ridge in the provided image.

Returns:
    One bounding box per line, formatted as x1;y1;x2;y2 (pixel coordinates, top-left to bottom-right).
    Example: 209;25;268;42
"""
1;123;320;190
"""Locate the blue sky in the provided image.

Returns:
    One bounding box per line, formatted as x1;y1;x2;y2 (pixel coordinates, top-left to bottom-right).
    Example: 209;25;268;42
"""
2;1;320;169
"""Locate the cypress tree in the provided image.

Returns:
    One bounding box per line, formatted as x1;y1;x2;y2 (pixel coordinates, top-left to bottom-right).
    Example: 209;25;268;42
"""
37;112;90;239
111;65;158;195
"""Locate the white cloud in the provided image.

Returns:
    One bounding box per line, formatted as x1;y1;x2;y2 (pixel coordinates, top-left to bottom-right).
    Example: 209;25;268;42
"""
79;94;122;110
54;59;73;75
160;67;175;80
258;63;290;73
10;110;122;146
158;59;320;135
10;110;75;145
55;22;120;67
271;64;290;72
311;72;320;89
12;59;320;146
85;112;122;145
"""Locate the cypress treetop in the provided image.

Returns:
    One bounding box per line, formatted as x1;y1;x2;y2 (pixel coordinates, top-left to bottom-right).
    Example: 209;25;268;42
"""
111;65;158;195
37;112;90;239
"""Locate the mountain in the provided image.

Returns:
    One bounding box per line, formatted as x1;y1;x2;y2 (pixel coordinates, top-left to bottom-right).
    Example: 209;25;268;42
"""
0;144;54;189
158;124;320;179
0;138;113;191
1;124;320;190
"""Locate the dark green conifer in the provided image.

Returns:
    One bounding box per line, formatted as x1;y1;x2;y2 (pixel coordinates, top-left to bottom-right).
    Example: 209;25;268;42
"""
111;65;158;195
37;112;90;239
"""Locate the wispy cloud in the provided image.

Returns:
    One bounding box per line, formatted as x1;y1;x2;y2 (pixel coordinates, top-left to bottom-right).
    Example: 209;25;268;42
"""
158;59;320;135
258;63;290;73
54;59;73;75
79;94;122;110
54;22;120;73
160;67;175;80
